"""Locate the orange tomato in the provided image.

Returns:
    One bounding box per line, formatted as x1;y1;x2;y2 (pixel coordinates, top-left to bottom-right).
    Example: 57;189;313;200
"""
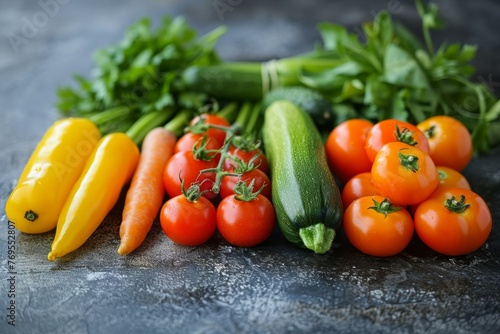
408;166;471;216
365;119;430;163
325;119;374;184
343;195;414;257
371;142;438;205
417;115;473;171
436;166;471;190
341;172;379;209
414;187;492;256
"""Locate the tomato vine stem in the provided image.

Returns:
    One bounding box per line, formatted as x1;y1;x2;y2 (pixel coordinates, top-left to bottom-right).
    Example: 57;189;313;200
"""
189;101;266;198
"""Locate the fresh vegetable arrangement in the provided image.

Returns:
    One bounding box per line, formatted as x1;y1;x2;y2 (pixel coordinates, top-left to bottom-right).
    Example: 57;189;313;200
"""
5;1;496;260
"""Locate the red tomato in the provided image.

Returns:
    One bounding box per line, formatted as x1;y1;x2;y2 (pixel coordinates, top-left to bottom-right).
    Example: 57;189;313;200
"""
160;195;216;246
190;113;230;148
220;168;272;200
343;195;414;257
341;172;379;209
174;132;221;154
163;151;218;200
371;142;438;205
223;145;269;174
365;119;430;163
414;187;492;256
436;166;471;190
417;115;473;171
325;119;374;183
216;194;276;247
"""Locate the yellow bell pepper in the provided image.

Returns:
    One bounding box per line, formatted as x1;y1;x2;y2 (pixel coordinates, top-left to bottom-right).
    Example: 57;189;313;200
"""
5;118;100;234
48;132;139;261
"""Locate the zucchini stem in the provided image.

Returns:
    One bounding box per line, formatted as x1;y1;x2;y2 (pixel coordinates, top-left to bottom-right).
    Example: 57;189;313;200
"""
299;223;336;254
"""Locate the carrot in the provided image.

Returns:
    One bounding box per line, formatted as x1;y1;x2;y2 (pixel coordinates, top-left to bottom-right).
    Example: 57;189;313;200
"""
117;109;193;255
117;127;176;255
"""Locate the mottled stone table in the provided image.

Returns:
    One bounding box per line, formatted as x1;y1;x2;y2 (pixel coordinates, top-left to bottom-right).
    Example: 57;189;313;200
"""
1;1;499;333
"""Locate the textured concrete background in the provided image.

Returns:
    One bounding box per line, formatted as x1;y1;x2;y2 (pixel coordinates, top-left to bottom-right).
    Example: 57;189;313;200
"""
1;1;499;333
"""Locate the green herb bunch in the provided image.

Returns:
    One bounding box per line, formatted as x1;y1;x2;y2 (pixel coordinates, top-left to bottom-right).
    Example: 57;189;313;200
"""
300;0;499;152
57;16;226;135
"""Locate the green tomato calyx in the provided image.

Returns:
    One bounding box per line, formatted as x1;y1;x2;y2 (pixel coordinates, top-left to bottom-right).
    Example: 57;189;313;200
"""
368;198;402;218
234;179;266;202
181;179;204;202
424;125;436;139
192;134;221;161
395;124;418;146
444;194;470;213
399;148;420;173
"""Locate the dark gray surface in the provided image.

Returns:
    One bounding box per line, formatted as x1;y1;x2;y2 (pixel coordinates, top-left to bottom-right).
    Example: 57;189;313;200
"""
1;1;499;333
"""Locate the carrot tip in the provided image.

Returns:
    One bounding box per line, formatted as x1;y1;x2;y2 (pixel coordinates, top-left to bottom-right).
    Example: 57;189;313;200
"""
117;244;130;256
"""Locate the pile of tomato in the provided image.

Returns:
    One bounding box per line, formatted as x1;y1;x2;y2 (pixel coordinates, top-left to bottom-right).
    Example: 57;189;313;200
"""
159;114;276;248
326;116;493;257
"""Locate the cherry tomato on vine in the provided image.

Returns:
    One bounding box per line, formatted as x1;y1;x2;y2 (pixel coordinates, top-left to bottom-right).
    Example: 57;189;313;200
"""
417;115;473;171
341;172;380;209
343;195;414;257
220;168;272;200
190;113;230;148
436;166;471;190
325;119;374;183
223;145;269;174
163;151;218;200
160;194;217;246
174;132;221;154
414;187;492;256
371;142;438;205
365;119;430;163
216;194;276;247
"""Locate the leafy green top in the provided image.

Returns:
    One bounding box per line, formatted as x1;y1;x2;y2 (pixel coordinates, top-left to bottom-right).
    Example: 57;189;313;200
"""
55;1;500;152
300;0;499;152
57;16;226;135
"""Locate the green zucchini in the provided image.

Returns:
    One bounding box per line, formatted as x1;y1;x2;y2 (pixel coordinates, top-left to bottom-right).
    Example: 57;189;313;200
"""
262;86;334;129
263;101;343;253
181;63;263;101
